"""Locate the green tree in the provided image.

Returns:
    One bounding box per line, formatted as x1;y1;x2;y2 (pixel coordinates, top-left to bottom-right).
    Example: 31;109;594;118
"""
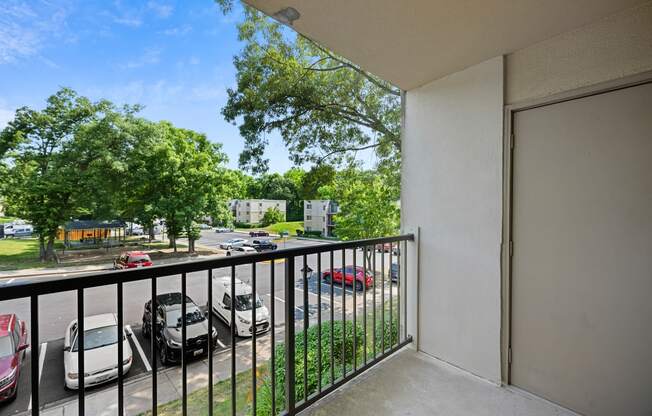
220;4;401;177
249;172;303;221
0;88;104;260
301;165;335;200
261;206;284;227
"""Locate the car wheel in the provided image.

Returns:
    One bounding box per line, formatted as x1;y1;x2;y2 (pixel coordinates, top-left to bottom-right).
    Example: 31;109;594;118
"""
226;251;231;256
160;344;169;365
355;281;363;292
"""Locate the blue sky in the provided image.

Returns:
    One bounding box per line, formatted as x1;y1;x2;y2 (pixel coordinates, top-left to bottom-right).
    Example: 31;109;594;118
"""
0;0;305;173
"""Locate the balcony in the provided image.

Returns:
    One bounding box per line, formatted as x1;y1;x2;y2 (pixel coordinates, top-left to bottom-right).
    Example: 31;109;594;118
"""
0;235;411;416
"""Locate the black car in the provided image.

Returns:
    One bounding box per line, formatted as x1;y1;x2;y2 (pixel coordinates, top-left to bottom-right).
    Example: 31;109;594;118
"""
247;239;278;252
141;292;218;365
249;230;270;237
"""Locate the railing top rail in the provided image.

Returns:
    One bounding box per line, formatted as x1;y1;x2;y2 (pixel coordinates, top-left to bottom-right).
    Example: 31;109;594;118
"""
0;233;414;301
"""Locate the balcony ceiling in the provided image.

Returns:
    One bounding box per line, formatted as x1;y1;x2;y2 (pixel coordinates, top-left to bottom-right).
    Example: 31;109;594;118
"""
244;0;645;90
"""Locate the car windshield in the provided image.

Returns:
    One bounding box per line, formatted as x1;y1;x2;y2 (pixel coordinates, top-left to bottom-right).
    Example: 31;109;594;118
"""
235;294;263;311
128;254;150;263
0;335;14;358
167;306;205;328
72;325;119;352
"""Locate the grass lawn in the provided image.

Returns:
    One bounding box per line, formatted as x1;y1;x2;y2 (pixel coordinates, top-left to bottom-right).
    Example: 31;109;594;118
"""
141;365;269;416
264;221;303;236
0;238;64;271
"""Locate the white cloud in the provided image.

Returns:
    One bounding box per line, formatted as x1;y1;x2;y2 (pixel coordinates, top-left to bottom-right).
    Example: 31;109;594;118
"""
113;17;142;27
0;107;15;130
190;85;225;101
160;25;191;36
0;1;71;64
147;1;173;18
189;56;200;65
121;48;161;69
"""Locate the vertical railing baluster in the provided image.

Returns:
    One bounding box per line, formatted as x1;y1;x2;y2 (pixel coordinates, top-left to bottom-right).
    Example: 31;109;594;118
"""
77;288;85;416
117;282;124;416
363;246;367;365
252;262;257;415
208;269;213;416
397;241;401;345
373;246;377;359
317;253;322;393
403;240;408;340
302;254;308;401
30;295;39;416
230;265;236;416
329;251;334;385
352;248;357;371
389;243;393;348
151;277;157;416
181;272;187;416
381;249;385;353
270;260;276;415
285;257;296;415
341;248;346;377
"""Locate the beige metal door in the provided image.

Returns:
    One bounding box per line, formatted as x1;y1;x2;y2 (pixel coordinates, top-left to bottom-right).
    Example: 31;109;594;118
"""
511;82;652;416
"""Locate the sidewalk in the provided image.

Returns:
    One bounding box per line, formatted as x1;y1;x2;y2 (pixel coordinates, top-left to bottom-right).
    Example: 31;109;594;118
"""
36;336;273;416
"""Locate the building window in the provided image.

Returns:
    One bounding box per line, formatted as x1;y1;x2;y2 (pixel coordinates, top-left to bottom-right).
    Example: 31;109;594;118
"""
306;203;312;209
306;215;312;220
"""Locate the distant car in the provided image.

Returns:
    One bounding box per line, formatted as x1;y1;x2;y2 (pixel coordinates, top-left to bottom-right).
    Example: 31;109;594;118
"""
247;239;277;252
226;246;257;256
391;263;399;282
63;313;132;390
220;238;247;249
3;223;33;238
126;225;144;236
375;243;399;255
198;223;212;230
322;266;373;291
141;293;217;365
114;251;153;269
0;314;28;402
214;227;233;233
211;277;270;337
249;230;269;237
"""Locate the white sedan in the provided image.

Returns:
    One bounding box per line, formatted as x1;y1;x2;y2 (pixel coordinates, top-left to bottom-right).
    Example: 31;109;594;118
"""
63;313;133;390
220;238;247;249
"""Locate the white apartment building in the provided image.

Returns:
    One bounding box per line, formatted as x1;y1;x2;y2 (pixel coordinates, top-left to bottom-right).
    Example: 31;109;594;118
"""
303;200;338;237
230;199;286;224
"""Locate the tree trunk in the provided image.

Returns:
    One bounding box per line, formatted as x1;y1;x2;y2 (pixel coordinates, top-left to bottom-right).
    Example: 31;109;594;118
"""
45;235;56;262
149;224;154;243
39;235;46;262
188;238;195;254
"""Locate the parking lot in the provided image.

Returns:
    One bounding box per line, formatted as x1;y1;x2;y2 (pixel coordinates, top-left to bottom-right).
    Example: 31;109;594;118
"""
0;231;399;415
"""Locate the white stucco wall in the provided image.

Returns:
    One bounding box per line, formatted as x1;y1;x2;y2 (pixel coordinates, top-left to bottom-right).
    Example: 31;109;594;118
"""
506;1;652;104
402;57;504;382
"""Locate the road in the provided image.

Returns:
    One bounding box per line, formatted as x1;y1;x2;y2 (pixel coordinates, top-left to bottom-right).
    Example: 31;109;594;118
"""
0;231;399;415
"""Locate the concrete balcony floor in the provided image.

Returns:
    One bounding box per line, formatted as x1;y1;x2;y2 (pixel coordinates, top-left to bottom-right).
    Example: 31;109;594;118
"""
300;348;576;416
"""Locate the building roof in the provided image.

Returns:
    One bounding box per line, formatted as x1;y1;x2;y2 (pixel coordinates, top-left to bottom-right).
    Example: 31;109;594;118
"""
63;220;126;230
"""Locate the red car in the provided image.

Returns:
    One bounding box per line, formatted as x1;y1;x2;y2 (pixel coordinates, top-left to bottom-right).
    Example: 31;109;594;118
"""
322;266;373;291
114;251;153;269
0;314;28;402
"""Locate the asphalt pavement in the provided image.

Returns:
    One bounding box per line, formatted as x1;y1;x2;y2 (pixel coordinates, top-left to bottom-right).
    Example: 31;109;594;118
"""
0;231;398;415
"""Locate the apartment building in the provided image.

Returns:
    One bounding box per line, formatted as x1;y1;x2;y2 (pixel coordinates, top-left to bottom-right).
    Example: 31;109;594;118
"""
303;200;338;237
230;199;286;224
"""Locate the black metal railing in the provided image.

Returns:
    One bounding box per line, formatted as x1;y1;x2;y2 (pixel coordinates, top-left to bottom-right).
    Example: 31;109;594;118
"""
0;234;413;416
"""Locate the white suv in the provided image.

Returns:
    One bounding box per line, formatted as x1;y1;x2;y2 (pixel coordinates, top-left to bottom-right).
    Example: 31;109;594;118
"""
211;277;270;337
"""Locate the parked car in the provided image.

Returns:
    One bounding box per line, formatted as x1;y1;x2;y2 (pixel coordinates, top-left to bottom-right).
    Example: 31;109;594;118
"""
226;246;257;256
375;242;399;254
3;223;33;238
220;238;247;249
249;230;269;237
0;314;28;402
114;251;153;269
211;277;270;337
198;223;212;230
391;263;399;282
246;239;278;252
214;227;233;233
322;266;373;291
141;293;217;365
63;313;132;390
125;223;144;236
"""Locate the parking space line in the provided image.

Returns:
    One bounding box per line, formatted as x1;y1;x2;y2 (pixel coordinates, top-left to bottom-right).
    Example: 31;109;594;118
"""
216;339;226;349
265;293;304;312
27;342;47;411
125;325;152;372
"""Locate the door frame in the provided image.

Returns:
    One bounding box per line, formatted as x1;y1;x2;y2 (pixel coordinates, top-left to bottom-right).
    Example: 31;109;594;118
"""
500;70;652;384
